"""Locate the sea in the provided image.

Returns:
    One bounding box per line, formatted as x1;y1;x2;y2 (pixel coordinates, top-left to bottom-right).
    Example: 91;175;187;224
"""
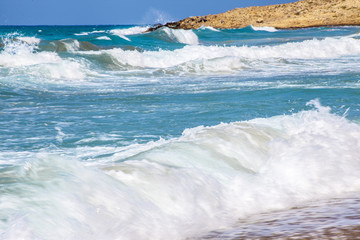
0;24;360;239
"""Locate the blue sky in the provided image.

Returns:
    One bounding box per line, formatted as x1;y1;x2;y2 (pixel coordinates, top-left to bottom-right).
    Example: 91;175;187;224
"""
1;0;295;25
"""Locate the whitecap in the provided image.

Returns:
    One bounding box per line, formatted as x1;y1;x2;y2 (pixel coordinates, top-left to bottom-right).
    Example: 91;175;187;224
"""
2;101;360;239
96;36;111;40
17;36;41;45
161;27;199;45
251;25;278;32
110;26;149;41
97;37;360;72
0;35;93;80
75;30;105;36
200;26;221;32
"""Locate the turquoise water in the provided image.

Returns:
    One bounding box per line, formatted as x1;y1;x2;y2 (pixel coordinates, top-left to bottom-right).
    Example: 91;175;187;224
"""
1;25;360;239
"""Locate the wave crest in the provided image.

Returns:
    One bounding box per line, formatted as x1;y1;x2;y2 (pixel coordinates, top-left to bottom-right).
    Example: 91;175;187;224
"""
91;36;360;76
0;34;93;80
1;101;360;239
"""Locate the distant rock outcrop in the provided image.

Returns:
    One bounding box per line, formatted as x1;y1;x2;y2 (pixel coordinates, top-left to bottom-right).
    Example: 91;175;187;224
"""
154;0;360;30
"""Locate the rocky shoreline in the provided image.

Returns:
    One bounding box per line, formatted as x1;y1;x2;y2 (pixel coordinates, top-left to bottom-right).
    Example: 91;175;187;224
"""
149;0;360;31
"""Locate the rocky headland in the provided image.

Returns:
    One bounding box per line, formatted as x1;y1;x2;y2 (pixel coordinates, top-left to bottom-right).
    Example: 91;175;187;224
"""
150;0;360;30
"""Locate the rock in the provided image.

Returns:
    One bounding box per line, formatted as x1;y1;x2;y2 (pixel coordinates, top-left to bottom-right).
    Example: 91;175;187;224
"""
158;0;360;30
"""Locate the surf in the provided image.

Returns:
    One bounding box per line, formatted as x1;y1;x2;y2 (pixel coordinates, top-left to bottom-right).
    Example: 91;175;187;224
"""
1;100;360;240
86;36;360;76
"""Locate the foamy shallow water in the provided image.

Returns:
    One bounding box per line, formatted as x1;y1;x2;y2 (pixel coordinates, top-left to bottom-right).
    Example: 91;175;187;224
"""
1;25;360;239
199;193;360;239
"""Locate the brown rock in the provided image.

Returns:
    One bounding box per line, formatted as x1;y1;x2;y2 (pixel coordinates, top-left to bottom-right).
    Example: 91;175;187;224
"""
163;0;360;30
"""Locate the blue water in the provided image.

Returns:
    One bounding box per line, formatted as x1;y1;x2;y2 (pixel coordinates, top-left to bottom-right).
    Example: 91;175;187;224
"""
1;25;360;239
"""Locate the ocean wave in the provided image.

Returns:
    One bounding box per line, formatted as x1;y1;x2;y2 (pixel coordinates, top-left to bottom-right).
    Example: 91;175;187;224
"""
2;100;360;239
96;36;111;41
0;35;60;67
42;39;100;52
110;26;199;45
58;39;81;52
74;30;105;36
199;26;221;32
91;36;360;73
2;33;360;81
0;35;94;80
250;25;278;32
345;31;360;38
85;99;360;234
132;26;200;45
161;27;199;45
110;26;149;36
17;36;41;45
110;26;149;41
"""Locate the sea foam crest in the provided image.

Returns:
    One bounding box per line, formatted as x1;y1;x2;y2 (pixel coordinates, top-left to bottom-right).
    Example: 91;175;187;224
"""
96;36;111;41
101;37;360;71
110;26;149;41
17;36;41;45
161;27;199;45
0;34;89;79
250;25;278;32
59;39;81;52
74;30;105;36
2;101;360;240
0;34;60;67
199;26;221;32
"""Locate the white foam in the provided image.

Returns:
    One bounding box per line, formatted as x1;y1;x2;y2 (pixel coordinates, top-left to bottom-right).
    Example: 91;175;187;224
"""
60;39;80;52
99;37;360;72
96;36;111;40
0;36;61;67
3;101;360;239
0;51;61;67
112;99;360;224
344;31;360;38
251;25;278;32
30;60;88;80
200;26;221;32
110;26;199;45
110;26;149;41
74;32;89;36
0;36;90;80
75;30;105;36
162;27;199;45
17;36;41;44
110;26;149;36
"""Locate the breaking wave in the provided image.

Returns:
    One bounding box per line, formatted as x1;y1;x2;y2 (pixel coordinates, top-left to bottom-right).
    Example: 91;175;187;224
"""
251;25;278;32
89;36;360;75
161;27;199;45
110;26;149;41
0;34;93;80
1;100;360;239
2;29;360;81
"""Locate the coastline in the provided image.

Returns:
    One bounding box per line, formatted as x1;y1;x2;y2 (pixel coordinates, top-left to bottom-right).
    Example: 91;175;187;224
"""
199;193;360;239
2;22;360;240
153;0;360;30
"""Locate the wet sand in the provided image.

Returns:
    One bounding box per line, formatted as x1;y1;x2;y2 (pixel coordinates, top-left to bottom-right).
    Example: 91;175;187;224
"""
198;193;360;239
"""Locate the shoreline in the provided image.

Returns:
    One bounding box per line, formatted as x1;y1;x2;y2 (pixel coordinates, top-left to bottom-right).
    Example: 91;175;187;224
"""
150;0;360;31
200;193;360;239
